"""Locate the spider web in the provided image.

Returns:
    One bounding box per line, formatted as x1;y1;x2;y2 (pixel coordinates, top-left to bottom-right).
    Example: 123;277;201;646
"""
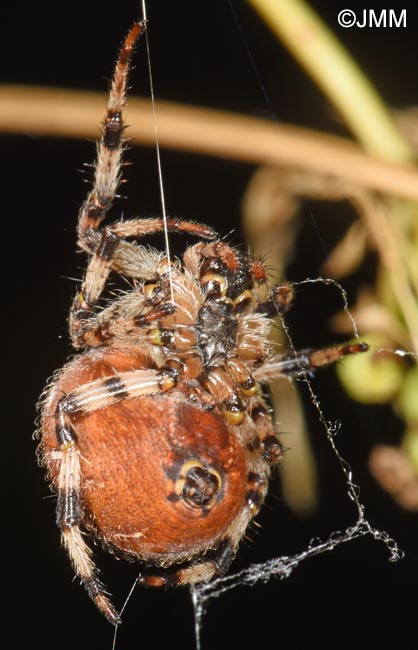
191;431;402;650
190;277;403;650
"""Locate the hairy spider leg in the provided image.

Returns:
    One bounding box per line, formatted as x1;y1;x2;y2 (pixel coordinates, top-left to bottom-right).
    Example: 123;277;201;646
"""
69;18;216;347
55;444;120;624
49;25;161;603
71;20;146;343
54;364;181;623
77;21;145;243
255;282;294;317
253;342;369;382
70;218;216;348
137;538;236;587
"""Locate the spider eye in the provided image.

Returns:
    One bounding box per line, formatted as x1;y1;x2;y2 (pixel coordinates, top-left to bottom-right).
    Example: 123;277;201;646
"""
201;273;228;298
175;460;222;509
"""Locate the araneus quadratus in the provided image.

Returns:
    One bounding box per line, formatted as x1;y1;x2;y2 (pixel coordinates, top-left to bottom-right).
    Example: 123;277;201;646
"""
38;21;367;625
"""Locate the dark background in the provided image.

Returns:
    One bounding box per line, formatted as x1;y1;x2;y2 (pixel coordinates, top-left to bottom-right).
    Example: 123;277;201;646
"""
4;1;418;648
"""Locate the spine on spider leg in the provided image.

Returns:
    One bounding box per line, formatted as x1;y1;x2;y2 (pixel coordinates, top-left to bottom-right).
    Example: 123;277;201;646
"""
78;21;146;243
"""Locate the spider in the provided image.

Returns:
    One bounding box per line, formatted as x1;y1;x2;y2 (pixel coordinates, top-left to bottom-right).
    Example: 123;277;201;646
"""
38;20;367;625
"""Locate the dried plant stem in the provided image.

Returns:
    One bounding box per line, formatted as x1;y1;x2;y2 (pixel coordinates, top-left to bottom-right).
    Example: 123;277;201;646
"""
242;167;319;516
2;85;418;200
248;1;418;351
351;193;418;354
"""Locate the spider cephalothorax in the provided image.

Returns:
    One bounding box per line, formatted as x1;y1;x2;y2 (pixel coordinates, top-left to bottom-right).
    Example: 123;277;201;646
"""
38;21;367;625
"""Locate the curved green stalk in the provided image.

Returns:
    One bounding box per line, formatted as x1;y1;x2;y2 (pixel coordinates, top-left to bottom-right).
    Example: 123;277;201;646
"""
248;0;415;163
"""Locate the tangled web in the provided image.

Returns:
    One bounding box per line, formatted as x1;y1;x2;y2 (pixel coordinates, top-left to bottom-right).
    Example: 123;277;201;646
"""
190;278;403;650
191;428;402;649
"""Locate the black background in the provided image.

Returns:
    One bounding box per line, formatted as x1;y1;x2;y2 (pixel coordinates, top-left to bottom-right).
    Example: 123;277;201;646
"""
5;1;418;648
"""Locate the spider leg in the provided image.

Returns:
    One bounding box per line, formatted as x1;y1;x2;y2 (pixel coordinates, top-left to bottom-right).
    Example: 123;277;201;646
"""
256;282;294;317
54;364;181;622
70;18;217;346
138;538;235;587
223;357;283;465
108;218;216;278
77;15;215;252
56;366;179;418
56;441;120;625
253;342;368;382
203;367;247;425
77;21;145;245
249;401;285;464
109;217;216;243
73;289;176;348
70;219;216;348
70;20;144;348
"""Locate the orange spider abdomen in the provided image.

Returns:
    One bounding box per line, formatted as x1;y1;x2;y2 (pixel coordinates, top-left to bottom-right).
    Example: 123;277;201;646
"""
41;348;248;565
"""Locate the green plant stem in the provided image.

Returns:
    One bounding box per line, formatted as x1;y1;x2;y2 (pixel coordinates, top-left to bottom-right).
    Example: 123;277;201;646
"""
248;0;415;163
